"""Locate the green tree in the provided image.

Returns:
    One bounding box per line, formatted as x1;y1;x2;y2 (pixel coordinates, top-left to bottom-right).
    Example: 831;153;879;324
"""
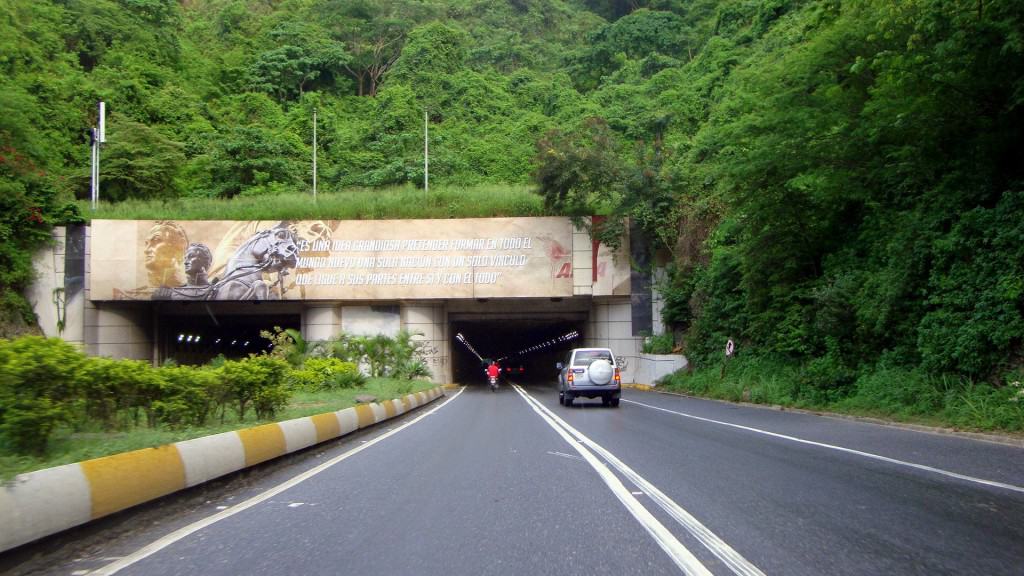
532;116;624;217
89;114;185;201
204;126;305;198
313;0;435;96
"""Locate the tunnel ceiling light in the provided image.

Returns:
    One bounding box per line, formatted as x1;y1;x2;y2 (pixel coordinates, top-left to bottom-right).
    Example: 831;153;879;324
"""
178;334;184;342
455;332;484;362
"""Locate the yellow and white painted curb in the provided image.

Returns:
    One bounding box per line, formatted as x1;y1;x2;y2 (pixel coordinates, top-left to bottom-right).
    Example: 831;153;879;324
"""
0;386;445;553
623;383;655;391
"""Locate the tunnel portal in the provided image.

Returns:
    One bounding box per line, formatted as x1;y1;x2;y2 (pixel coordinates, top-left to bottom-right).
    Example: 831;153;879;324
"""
450;312;586;386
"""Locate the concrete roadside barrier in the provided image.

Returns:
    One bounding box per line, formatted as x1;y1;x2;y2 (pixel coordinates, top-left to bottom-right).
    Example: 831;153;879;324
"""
0;386;445;553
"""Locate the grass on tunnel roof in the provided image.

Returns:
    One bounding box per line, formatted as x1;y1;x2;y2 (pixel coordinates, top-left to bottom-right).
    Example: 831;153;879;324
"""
78;184;554;222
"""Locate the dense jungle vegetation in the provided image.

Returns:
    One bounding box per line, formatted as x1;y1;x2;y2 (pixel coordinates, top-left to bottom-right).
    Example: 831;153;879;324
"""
2;0;1022;423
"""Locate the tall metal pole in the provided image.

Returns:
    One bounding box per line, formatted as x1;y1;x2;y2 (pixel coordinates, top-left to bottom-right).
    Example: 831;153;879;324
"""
90;129;98;210
312;108;318;202
423;108;429;193
91;101;105;210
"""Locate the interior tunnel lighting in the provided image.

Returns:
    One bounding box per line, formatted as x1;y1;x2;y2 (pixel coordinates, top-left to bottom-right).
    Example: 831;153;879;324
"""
517;329;580;357
455;332;484;362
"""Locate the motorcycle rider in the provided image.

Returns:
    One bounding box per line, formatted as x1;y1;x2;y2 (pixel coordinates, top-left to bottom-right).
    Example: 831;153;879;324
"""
486;361;501;386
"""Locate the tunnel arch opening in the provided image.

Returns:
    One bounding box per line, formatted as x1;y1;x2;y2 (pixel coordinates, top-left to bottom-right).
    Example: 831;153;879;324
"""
450;311;586;386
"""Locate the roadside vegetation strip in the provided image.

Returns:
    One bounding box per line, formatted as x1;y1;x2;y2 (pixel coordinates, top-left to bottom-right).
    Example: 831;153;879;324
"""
623;398;1024;496
78;185;548;222
0;378;432;481
511;385;714;576
89;387;466;576
514;385;766;576
0;387;445;553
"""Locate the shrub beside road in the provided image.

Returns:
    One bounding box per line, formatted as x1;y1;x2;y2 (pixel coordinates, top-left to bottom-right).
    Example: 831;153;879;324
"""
0;333;435;480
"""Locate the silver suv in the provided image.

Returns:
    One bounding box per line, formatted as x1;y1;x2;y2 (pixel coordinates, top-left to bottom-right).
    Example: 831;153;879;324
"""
556;348;620;407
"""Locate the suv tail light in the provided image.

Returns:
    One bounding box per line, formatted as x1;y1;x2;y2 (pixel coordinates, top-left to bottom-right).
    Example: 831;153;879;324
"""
614;367;621;384
567;372;574;385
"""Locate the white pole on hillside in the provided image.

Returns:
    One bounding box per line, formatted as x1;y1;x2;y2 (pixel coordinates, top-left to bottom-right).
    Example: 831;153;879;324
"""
90;129;97;210
312;108;318;202
424;108;429;193
91;101;105;210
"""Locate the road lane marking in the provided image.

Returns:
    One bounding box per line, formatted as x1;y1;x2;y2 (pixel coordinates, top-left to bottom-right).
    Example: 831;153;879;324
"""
547;451;584;461
624;398;1024;495
512;386;712;576
517;386;766;576
88;387;466;576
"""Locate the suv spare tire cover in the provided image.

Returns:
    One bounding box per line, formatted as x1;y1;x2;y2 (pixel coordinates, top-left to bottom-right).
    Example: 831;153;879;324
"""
589;359;613;385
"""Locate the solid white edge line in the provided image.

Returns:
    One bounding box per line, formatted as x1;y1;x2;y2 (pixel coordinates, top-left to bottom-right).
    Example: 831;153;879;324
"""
511;385;712;576
624;398;1024;495
518;386;765;576
89;387;465;576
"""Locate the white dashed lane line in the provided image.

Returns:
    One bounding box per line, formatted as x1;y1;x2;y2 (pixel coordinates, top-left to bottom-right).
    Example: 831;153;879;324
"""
624;398;1024;495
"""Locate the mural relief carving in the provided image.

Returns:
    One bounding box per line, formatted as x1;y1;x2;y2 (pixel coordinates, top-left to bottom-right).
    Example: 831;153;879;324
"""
93;217;626;302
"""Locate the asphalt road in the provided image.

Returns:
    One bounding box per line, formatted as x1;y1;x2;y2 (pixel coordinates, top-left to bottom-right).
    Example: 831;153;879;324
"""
6;383;1024;576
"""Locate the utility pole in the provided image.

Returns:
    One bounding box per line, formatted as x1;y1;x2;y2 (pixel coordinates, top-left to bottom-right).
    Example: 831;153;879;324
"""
423;108;429;193
312;108;318;202
90;101;105;211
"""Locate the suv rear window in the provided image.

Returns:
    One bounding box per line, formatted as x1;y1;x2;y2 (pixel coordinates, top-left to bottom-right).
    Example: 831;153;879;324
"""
572;350;613;366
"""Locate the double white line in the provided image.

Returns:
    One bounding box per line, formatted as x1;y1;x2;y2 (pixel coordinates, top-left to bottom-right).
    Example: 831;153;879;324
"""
513;385;765;576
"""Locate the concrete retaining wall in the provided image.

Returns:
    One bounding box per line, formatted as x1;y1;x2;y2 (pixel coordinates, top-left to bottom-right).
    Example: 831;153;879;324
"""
631;353;688;386
0;386;445;553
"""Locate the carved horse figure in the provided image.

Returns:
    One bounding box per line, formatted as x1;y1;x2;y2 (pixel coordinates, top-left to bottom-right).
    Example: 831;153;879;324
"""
210;227;299;300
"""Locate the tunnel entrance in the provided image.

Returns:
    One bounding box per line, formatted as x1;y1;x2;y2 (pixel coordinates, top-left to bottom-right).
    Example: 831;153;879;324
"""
158;309;300;365
450;310;586;386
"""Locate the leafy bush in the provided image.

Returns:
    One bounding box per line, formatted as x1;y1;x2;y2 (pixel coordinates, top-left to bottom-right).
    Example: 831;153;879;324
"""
323;330;430;381
154;365;222;428
291;357;364;391
797;350;856;405
286;368;321;392
221;355;291;421
0;337;84;454
394;359;431;380
642;332;675;354
261;326;308;367
943;383;1024;432
78;357;162;430
837;368;945;417
661;354;802;406
325;364;366;389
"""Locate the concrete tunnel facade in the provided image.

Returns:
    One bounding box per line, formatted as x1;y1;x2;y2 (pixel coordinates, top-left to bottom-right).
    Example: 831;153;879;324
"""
29;217;671;385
